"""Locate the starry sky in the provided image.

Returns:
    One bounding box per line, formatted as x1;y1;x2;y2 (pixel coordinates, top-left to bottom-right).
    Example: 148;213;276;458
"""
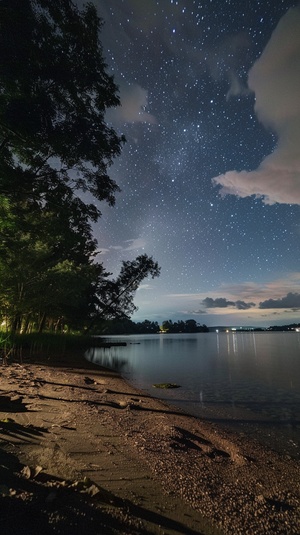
88;0;300;327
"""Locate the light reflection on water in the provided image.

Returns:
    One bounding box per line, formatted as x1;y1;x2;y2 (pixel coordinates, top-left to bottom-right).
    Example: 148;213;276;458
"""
86;332;300;458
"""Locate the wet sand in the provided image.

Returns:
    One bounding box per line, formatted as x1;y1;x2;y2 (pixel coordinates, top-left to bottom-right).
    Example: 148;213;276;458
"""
0;353;299;534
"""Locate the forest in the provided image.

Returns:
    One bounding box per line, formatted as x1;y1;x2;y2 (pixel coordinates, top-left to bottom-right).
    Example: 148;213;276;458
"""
0;0;160;336
98;318;209;335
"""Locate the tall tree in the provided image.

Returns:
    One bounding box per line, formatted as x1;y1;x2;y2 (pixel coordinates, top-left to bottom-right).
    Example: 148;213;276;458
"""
0;0;124;217
85;255;161;333
0;0;160;333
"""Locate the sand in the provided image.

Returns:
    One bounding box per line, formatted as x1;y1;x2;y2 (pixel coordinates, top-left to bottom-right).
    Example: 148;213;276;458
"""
0;352;299;534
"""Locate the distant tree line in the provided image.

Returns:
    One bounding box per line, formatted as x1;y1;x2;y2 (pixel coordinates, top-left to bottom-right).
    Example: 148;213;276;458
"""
161;319;209;333
267;323;300;331
96;318;209;335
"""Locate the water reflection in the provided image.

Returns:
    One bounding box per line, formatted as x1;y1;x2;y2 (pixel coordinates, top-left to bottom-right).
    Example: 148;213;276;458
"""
86;347;129;372
88;332;300;458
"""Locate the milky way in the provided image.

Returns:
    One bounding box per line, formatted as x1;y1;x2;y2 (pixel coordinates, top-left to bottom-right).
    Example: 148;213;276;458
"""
89;0;300;327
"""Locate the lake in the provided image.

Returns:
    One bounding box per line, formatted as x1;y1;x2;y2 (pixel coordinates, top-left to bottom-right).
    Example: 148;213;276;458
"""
86;331;300;459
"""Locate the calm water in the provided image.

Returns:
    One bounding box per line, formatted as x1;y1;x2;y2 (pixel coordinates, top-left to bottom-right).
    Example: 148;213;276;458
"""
87;332;300;459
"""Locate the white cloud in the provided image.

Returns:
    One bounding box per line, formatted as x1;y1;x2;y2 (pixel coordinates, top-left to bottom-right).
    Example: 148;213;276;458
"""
226;70;250;100
206;32;251;100
96;238;146;256
107;83;156;125
212;6;300;205
94;248;110;255
137;284;153;291
99;238;146;253
123;238;146;251
109;245;124;251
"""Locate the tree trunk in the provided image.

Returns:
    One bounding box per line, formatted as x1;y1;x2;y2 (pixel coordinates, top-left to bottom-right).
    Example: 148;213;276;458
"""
38;312;47;333
11;314;22;335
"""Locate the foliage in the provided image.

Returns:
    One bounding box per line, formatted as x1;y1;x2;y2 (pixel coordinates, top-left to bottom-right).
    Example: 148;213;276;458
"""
267;323;300;331
93;318;160;335
87;255;161;332
0;0;123;214
91;318;208;335
0;0;160;335
161;319;209;333
0;331;14;364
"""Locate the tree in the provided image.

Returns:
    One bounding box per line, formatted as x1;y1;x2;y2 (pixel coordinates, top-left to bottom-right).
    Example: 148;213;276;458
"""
85;255;161;333
162;320;173;332
135;320;160;334
160;320;208;333
0;0;124;217
0;187;109;332
184;319;199;333
0;0;160;333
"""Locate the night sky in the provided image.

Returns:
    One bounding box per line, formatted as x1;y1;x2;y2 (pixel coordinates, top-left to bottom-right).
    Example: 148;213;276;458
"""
89;0;300;327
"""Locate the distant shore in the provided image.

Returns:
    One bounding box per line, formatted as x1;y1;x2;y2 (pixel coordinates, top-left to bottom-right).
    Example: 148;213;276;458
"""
1;352;300;534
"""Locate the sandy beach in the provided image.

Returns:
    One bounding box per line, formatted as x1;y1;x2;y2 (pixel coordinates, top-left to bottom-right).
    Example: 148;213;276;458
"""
1;352;299;534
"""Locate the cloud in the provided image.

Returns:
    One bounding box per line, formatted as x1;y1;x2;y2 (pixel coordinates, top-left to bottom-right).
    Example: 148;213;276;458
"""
206;32;251;100
202;297;255;310
259;292;300;309
107;83;156;125
123;238;146;251
137;284;153;291
212;6;300;205
108;238;146;251
95;248;110;255
202;297;236;308
225;70;250;100
97;238;146;256
162;273;300;324
109;245;124;251
220;273;300;301
235;300;256;310
185;309;207;315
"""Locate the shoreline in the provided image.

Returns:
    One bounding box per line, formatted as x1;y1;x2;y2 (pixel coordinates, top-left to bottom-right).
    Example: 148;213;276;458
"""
88;333;300;462
1;352;300;534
